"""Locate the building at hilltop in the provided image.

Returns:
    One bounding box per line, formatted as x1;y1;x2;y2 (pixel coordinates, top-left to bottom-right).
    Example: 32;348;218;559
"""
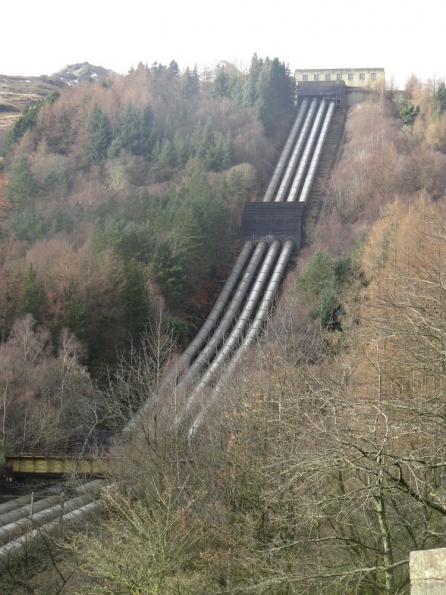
294;68;385;107
295;68;385;88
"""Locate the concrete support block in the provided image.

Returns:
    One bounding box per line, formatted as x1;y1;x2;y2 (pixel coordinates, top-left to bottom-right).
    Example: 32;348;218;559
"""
410;548;446;594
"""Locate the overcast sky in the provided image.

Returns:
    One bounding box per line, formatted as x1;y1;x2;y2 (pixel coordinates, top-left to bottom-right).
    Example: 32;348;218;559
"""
1;0;443;88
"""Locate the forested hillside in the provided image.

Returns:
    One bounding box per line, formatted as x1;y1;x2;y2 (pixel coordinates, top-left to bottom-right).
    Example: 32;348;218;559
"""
0;56;293;454
3;69;446;594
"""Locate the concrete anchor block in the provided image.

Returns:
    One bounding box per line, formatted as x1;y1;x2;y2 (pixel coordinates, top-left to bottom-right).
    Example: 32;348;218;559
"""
410;548;446;594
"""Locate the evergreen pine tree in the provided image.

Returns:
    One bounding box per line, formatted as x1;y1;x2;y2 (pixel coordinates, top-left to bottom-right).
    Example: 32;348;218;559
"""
117;258;150;338
191;120;215;161
61;294;86;340
213;66;229;98
221;132;234;170
19;263;41;320
182;66;200;98
4;99;44;153
434;81;446;114
168;60;180;77
108;102;155;159
84;104;112;163
172;132;190;167
151;240;187;306
5;155;39;210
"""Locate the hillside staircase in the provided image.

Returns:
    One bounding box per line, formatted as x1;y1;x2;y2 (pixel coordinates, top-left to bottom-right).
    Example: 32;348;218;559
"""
304;106;347;240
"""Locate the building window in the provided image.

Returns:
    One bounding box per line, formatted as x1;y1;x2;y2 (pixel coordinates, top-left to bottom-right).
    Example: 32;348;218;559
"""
325;73;331;81
314;74;319;81
348;73;354;81
337;73;342;80
359;73;365;80
302;74;308;81
371;72;376;80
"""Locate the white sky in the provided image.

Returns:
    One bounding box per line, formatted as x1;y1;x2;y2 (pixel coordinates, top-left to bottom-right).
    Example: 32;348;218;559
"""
1;0;444;88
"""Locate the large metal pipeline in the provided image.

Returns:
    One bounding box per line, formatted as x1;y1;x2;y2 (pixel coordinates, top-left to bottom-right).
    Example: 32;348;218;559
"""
0;479;105;529
286;100;327;203
263;100;309;203
0;493;93;546
0;495;33;516
0;495;61;527
299;101;336;204
123;241;254;431
188;238;294;438
177;241;267;387
181;239;282;420
274;98;318;203
187;100;332;394
0;500;102;570
187;98;334;434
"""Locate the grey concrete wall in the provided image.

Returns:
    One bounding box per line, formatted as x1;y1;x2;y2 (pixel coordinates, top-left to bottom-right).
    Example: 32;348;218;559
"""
410;548;446;594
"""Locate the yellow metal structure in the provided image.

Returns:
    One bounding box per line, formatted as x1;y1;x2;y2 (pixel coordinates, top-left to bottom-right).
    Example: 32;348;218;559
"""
6;455;109;475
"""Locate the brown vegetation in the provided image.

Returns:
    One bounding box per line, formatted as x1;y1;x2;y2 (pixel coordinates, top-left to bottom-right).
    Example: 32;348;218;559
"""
4;74;446;594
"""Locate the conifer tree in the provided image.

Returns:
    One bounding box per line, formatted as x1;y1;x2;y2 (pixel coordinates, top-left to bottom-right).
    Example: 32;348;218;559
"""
151;240;187;306
213;65;229;98
3;99;44;153
168;60;180;77
5;155;39;210
19;263;41;321
84;104;112;163
108;102;155;158
117;258;150;338
182;66;200;98
434;81;446;114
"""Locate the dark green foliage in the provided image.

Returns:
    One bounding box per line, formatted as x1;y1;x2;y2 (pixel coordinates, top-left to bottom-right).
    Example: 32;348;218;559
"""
88;193;118;224
41;165;71;200
238;54;294;135
3;99;44;154
117;258;151;338
217;132;234;171
172;132;190;167
168;60;180;77
172;204;210;288
190;120;215;161
8;207;48;240
182;65;200;98
93;219;154;263
152;120;234;173
122;190;151;223
398;95;420;127
84;104;112;163
5;155;39;210
151;239;187;307
190;120;234;172
297;251;354;331
8;203;83;241
108;102;154;158
150;61;166;77
61;294;86;340
433;81;446;115
152;137;176;169
19;263;41;320
213;65;230;98
47;91;60;105
166;315;190;344
296;250;333;305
